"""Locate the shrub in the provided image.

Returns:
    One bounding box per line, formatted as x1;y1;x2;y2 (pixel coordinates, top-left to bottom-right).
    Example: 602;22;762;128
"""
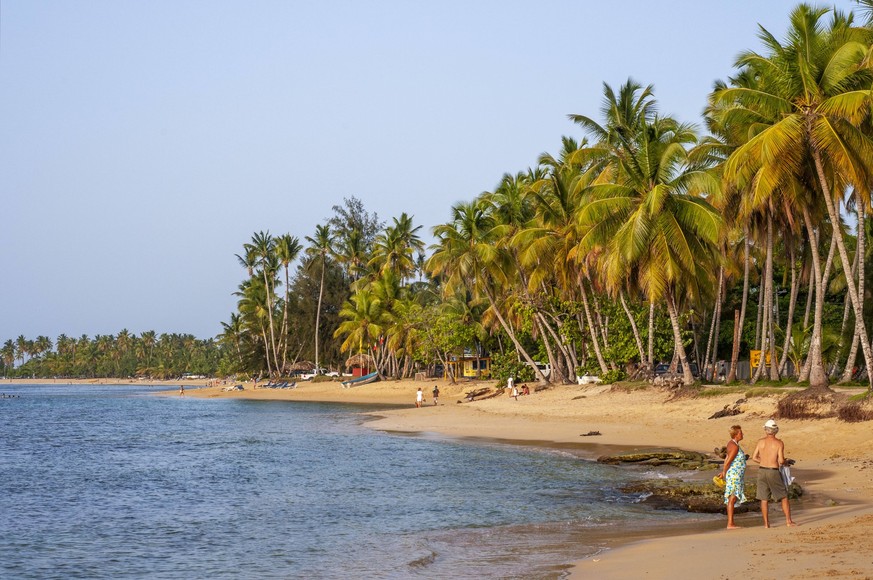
600;368;627;385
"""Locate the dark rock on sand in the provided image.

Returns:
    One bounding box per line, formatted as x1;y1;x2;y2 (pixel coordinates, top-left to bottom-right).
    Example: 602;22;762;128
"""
621;478;803;514
597;449;712;470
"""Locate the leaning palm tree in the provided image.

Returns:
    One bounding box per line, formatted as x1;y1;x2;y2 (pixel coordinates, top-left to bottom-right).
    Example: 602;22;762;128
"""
427;200;545;381
305;224;335;373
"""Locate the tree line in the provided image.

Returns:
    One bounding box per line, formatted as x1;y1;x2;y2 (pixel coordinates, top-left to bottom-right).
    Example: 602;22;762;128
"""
1;332;219;379
6;3;873;391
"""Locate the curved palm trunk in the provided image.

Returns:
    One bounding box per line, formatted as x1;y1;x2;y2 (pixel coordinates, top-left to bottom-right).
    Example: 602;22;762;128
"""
535;316;563;383
703;268;723;381
813;152;873;389
260;324;273;378
578;277;609;375
314;259;325;373
665;291;694;385
619;291;647;366
711;269;725;379
482;286;547;383
538;312;574;384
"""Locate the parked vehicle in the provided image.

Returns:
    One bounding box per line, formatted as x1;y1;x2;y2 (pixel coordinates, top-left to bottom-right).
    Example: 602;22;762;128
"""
528;361;551;379
654;362;699;377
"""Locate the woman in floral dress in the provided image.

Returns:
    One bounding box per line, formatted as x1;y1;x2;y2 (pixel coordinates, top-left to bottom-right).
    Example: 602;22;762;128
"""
717;425;747;529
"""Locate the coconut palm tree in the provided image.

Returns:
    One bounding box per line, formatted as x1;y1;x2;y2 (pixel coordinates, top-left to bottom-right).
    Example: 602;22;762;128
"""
305;224;335;374
369;213;424;283
428;200;546;381
573;81;723;385
716;4;873;388
275;233;302;369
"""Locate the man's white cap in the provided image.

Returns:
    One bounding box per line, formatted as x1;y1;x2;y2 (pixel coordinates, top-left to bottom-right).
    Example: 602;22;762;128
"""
764;419;778;429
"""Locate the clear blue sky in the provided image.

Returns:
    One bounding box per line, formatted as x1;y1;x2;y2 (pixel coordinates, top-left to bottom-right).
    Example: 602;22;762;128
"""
0;1;857;341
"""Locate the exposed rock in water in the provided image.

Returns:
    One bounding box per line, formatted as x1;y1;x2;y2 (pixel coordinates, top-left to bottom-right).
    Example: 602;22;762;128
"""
597;449;713;470
621;478;803;514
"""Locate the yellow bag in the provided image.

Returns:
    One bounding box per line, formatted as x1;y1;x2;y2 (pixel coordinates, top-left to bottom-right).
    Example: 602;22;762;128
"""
712;475;726;488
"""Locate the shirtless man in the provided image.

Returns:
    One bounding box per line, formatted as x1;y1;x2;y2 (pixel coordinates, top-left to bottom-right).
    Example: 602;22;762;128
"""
751;419;797;528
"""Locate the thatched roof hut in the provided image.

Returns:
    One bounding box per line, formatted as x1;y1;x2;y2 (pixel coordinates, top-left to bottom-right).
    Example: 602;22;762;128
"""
345;353;375;369
287;360;316;372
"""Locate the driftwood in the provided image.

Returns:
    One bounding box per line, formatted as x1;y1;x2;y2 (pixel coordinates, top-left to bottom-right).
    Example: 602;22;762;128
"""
708;398;746;419
460;387;502;403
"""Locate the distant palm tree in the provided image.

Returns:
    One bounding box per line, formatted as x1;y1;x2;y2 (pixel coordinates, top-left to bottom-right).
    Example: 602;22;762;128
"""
306;224;335;373
275;233;302;370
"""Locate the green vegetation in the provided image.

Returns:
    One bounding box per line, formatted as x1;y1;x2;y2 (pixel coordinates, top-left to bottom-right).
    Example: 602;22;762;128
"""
0;332;218;379
3;4;873;391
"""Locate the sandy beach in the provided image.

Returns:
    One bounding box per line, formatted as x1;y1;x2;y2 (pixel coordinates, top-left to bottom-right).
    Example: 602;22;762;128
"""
12;376;871;577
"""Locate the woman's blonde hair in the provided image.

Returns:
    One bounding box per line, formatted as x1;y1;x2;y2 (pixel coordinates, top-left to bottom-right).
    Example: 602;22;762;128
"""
729;425;742;438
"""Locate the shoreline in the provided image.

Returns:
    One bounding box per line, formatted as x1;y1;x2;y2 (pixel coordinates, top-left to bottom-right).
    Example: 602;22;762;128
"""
9;377;873;577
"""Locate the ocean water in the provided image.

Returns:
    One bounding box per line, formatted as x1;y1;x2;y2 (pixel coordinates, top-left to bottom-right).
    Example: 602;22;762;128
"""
0;384;713;579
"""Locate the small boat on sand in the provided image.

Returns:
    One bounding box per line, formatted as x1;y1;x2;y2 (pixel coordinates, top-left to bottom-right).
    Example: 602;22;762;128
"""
341;371;379;388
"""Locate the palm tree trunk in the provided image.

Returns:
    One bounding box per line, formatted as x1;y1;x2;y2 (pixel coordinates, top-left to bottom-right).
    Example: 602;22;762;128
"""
711;268;724;379
482;285;547;383
260;324;273;378
262;268;280;375
578;277;609;375
538;312;574;384
280;265;291;372
801;208;829;388
703;268;723;381
665;290;694;385
840;208;865;382
766;215;779;381
648;302;655;369
778;243;799;376
619;291;646;366
314;259;326;372
754;280;764;351
814;152;873;389
727;231;750;383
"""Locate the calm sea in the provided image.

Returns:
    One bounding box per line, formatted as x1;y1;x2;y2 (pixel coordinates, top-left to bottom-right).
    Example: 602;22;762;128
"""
0;384;713;579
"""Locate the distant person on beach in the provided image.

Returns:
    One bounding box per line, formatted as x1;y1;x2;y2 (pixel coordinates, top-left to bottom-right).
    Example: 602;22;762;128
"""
716;424;747;529
511;385;518;400
432;385;439;405
751;419;797;528
522;384;530;396
416;388;423;408
507;376;514;391
179;385;185;396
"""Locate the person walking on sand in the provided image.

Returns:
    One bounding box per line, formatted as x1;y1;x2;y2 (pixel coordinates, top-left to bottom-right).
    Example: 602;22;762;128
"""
511;384;519;400
179;385;185;396
416;388;423;408
716;425;747;529
432;385;439;406
751;419;797;528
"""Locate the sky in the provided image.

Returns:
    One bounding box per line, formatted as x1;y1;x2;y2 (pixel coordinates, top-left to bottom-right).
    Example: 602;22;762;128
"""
0;0;859;341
